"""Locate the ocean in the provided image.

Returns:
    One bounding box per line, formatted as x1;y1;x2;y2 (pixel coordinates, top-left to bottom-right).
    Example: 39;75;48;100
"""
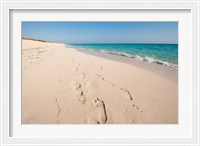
70;44;178;68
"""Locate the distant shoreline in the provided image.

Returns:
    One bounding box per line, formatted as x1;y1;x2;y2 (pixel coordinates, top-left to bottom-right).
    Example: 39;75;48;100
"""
22;37;48;42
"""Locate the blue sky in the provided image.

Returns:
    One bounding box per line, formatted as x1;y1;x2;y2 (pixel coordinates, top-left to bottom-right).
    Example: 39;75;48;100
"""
22;22;178;44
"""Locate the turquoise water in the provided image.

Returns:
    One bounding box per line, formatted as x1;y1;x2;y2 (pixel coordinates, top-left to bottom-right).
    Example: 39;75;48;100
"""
71;44;178;67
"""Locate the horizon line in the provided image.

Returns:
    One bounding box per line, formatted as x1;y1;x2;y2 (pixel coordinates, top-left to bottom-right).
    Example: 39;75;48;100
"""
22;38;178;45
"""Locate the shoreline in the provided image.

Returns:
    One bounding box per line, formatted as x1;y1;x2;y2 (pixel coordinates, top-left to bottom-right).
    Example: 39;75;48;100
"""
69;45;178;82
68;44;178;68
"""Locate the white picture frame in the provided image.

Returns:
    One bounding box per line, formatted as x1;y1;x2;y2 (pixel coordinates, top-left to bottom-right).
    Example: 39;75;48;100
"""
0;0;199;145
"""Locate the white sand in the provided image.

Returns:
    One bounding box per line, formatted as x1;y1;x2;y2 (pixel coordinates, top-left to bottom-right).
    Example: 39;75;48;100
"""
22;39;178;124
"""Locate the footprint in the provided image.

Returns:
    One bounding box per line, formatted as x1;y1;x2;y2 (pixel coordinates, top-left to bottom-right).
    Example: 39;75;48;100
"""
55;98;62;124
93;98;107;124
69;81;87;104
108;81;115;87
133;104;143;113
72;58;81;72
96;74;105;80
120;88;133;100
78;94;87;104
70;81;81;90
96;74;115;87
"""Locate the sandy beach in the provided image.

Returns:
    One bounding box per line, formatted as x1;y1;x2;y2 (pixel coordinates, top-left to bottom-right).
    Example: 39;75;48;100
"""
22;39;178;124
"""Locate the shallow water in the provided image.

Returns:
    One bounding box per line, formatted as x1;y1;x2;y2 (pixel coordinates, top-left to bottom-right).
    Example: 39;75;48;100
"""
70;43;178;67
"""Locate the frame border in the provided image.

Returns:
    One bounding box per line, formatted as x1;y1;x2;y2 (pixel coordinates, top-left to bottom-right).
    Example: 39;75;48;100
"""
1;1;199;146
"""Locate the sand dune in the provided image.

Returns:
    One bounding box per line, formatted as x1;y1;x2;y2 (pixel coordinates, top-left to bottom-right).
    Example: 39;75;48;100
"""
22;39;178;124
